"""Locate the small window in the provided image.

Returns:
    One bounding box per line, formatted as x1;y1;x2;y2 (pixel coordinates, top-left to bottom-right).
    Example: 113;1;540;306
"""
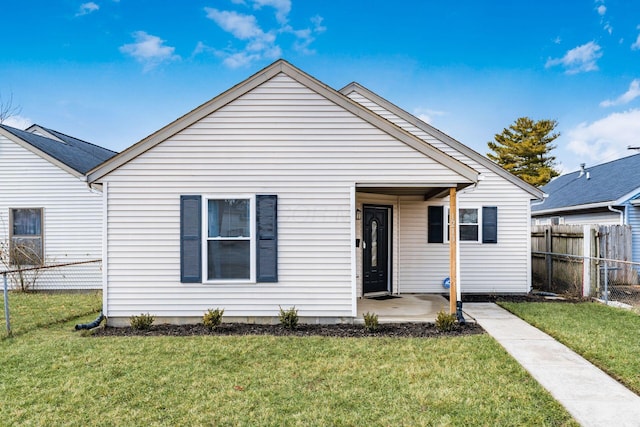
10;208;44;265
459;208;479;241
551;216;564;225
428;206;497;244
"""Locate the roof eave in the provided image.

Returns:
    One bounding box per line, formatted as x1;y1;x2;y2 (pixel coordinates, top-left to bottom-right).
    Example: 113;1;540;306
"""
0;126;85;179
339;82;544;200
532;201;619;216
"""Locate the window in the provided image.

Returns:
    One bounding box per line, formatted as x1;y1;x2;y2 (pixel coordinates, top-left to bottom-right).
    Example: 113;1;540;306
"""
10;208;44;265
459;208;479;241
180;195;278;284
206;198;253;281
427;205;498;244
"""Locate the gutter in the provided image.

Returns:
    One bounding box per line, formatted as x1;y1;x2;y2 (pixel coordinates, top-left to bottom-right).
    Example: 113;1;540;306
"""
608;205;625;225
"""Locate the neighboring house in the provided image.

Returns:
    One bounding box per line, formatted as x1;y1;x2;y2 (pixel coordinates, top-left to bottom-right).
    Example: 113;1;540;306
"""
532;154;640;264
87;60;543;325
0;123;117;289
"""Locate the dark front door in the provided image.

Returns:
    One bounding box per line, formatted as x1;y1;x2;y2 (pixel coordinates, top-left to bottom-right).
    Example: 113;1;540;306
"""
363;206;390;294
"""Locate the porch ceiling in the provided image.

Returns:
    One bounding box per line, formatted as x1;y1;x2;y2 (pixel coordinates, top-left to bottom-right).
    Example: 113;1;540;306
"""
357;183;473;200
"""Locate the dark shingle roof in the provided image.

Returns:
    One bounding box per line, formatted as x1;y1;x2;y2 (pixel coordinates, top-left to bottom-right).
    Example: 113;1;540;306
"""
532;153;640;212
0;124;117;175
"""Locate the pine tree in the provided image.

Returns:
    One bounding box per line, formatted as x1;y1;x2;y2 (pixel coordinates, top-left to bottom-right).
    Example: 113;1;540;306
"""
487;117;560;187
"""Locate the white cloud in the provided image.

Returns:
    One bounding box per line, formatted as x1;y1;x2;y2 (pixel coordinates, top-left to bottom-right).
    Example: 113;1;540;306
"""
2;115;32;129
119;31;180;72
413;107;446;124
596;5;606;15
252;0;291;24
76;2;99;17
545;41;602;74
287;16;326;54
205;8;265;39
566;109;640;165
202;4;324;68
204;8;280;68
632;29;640;50
600;79;640;107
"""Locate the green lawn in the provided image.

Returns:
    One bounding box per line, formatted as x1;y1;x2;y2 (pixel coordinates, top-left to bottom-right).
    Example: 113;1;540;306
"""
499;301;640;395
0;292;577;426
1;290;101;338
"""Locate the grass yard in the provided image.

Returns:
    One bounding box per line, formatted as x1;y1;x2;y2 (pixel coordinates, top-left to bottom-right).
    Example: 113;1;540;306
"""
1;290;101;338
0;293;577;426
500;301;640;395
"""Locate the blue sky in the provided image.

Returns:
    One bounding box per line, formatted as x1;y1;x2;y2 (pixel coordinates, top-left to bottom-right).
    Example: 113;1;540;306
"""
2;0;640;173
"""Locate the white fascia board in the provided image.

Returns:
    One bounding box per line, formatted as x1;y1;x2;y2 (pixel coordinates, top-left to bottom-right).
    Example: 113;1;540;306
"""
532;201;618;216
339;82;544;200
614;188;640;205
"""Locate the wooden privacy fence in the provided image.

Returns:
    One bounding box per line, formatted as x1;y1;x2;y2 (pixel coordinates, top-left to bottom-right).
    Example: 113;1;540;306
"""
531;224;637;296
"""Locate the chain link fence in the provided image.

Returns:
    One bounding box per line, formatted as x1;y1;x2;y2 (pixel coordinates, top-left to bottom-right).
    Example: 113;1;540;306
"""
532;251;640;310
2;260;102;337
1;259;102;291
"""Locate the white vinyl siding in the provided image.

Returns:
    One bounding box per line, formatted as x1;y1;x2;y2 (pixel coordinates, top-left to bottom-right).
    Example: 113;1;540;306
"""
346;90;534;294
0;135;103;289
627;203;640;265
533;211;622;226
101;74;470;320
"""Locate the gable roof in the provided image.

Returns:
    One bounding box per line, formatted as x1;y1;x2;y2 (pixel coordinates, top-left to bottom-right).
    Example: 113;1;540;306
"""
87;59;479;185
339;82;544;199
532;153;640;214
0;123;117;177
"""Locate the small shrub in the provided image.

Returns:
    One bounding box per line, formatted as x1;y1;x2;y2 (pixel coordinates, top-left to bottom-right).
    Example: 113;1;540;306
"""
203;308;224;330
435;310;456;332
363;312;379;331
278;306;299;330
130;313;155;330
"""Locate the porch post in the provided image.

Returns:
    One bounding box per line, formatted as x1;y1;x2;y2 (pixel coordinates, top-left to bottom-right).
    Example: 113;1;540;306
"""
449;187;457;314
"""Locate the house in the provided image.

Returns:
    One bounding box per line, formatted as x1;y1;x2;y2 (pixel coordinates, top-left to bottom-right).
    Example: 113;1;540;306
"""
87;60;543;325
532;155;640;264
0;123;117;289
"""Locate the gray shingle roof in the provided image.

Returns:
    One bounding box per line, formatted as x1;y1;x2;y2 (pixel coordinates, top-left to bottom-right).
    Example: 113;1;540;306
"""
532;153;640;212
0;124;117;175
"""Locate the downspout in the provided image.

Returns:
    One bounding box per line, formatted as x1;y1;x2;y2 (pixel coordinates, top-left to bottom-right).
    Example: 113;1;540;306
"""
608;205;624;225
75;312;105;330
453;176;484;325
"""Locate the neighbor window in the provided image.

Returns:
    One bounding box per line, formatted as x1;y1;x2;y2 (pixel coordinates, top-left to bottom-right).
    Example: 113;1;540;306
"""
10;208;43;265
206;198;253;281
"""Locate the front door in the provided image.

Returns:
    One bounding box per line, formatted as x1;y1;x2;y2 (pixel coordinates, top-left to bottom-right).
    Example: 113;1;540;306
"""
363;206;390;294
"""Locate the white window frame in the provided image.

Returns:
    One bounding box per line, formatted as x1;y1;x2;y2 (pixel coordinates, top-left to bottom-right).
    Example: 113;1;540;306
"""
202;195;256;284
444;206;481;243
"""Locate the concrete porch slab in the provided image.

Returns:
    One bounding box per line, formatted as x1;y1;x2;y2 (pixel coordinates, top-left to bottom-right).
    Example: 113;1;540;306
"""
356;294;449;323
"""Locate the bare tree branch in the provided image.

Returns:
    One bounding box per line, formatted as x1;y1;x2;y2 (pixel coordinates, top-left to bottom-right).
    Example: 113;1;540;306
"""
0;91;23;124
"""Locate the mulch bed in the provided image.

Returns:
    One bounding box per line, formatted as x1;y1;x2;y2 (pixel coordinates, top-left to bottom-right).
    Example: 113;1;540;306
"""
91;322;484;338
88;293;585;338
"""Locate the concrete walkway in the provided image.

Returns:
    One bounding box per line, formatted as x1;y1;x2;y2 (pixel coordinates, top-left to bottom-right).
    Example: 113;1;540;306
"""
463;303;640;427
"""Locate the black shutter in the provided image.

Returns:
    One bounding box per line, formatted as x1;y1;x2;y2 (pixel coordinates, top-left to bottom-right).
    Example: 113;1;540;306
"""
256;195;278;282
482;206;498;244
428;206;444;243
180;195;202;283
